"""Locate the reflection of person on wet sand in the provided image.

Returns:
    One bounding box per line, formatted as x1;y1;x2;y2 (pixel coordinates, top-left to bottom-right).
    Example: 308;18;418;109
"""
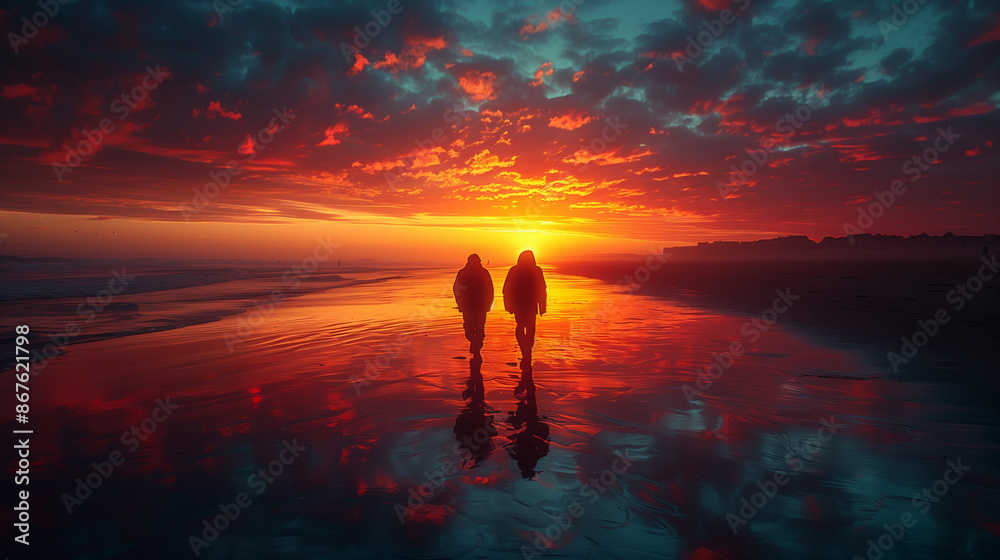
454;356;497;468
453;254;494;358
502;250;547;367
506;365;549;479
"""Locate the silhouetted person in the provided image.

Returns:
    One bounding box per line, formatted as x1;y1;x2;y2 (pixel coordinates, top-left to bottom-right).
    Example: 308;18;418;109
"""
454;356;497;468
454;253;494;357
503;250;546;366
506;365;549;479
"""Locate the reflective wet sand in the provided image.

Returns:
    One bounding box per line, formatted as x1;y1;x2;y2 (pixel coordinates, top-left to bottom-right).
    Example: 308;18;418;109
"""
7;267;998;559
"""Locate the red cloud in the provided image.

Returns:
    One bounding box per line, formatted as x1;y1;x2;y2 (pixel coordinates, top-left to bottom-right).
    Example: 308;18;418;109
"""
800;38;819;55
465;149;515;175
694;0;730;10
238;134;257;155
353;145;448;173
373;36;447;74
968;17;1000;47
194;101;243;121
347;53;370;76
531;62;554;86
336;103;374;119
838;150;889;163
548;111;596;131
317;122;350;147
946;103;995;117
458;71;498;102
2;83;40;99
520;21;549;36
519;8;575;37
842;108;886;127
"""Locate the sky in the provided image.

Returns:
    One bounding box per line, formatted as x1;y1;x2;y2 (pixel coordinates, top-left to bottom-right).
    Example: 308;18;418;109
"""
0;0;998;262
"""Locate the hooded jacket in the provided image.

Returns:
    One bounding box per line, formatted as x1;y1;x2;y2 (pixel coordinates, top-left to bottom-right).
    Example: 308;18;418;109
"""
453;254;494;314
502;250;547;316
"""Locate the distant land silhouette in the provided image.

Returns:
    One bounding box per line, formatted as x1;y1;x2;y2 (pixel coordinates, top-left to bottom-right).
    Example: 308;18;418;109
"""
4;232;996;269
657;233;999;262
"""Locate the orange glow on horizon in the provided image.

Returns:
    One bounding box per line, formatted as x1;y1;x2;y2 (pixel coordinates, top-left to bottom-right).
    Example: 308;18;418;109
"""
0;211;672;264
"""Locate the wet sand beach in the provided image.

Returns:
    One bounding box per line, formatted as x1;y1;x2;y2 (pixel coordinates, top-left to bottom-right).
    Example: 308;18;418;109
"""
1;264;998;559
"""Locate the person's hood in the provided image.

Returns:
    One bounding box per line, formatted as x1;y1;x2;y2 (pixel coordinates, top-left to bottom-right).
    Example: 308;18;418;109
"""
517;250;535;267
466;253;482;266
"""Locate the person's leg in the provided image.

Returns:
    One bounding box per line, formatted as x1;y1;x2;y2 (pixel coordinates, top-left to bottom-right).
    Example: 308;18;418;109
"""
522;312;536;362
471;310;486;354
513;312;525;348
524;313;537;349
514;312;533;362
463;312;477;353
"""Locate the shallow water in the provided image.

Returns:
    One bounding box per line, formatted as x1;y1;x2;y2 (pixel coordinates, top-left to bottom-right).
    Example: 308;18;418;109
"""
4;267;998;559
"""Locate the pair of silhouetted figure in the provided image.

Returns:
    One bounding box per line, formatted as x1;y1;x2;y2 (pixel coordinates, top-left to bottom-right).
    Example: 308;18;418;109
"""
453;251;549;479
453;250;547;365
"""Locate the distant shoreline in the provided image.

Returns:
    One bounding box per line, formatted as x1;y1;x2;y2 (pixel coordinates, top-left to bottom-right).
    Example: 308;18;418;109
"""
562;233;998;264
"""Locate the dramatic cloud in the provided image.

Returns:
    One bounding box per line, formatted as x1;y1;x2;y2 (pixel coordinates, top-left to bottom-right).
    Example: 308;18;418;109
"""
0;0;996;253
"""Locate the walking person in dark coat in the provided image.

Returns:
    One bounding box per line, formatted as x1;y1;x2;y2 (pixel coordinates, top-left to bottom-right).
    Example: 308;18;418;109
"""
454;254;494;357
502;250;547;367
